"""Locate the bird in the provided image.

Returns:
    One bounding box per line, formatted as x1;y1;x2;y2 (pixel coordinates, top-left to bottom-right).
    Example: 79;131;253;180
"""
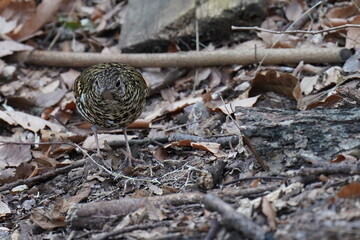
73;62;149;166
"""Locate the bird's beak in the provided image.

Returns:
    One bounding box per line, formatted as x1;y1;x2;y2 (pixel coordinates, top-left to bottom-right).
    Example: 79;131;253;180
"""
100;87;112;100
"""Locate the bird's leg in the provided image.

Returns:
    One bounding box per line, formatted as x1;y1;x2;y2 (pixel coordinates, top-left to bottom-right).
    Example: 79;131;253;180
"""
123;127;142;166
91;125;101;155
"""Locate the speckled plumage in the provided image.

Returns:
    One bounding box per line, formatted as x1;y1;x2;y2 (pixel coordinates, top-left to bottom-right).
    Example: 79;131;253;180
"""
73;63;148;162
74;63;148;128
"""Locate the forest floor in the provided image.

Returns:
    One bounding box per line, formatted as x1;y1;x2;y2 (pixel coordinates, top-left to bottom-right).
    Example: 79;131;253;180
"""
0;0;360;239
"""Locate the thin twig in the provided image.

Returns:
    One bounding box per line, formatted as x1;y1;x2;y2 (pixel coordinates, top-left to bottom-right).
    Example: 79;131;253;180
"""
232;24;360;35
74;143;160;183
0;140;78;147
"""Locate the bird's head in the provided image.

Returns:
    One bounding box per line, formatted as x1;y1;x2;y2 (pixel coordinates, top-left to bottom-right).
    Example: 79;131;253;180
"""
93;74;126;100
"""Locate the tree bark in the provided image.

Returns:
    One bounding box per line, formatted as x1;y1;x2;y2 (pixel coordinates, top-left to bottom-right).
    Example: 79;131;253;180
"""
234;107;360;171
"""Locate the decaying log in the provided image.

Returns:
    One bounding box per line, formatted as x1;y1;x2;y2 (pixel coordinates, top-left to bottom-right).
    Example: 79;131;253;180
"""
120;0;267;52
204;194;268;240
235;107;360;171
67;192;203;229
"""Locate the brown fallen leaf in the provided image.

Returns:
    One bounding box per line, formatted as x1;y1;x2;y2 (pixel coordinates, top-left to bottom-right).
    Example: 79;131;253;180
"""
191;142;220;154
249;69;301;101
30;181;95;230
337;182;360;199
10;0;65;41
31;208;66;231
0;144;32;168
164;140;192;148
346;16;360;49
325;3;359;21
0;0;11;12
306;94;342;110
262;197;276;230
153;147;171;161
331;154;358;163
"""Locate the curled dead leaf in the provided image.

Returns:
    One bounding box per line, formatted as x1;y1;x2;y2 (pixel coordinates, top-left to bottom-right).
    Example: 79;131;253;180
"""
262;197;276;230
10;0;65;41
191;142;220;154
165;140;220;155
306;94;342;110
250;69;301;100
215;95;260;114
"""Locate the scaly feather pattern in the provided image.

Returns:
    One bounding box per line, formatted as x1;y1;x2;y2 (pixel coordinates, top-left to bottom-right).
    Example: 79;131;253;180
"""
73;63;148;129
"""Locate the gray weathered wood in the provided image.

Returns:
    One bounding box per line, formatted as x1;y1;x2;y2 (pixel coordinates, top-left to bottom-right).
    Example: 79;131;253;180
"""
235;107;360;171
120;0;267;52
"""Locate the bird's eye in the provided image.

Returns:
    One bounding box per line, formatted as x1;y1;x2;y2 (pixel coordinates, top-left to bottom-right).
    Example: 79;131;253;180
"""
116;80;121;88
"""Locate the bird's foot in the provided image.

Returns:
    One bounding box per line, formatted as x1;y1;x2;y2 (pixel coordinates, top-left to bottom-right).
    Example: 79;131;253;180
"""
122;149;143;167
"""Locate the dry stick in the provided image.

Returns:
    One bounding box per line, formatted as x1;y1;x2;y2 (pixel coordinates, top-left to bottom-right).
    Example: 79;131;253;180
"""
0;159;86;192
232;24;360;35
168;133;239;148
67;183;279;229
204;219;221;240
204;193;268;240
298;163;360;176
216;183;281;198
288;164;360;186
0;140;86;151
110;133;239;148
7;48;350;68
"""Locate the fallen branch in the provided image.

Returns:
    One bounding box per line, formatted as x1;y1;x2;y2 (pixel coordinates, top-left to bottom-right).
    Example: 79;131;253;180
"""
217;183;281;198
109;133;239;148
67;183;282;230
298;163;360;176
67;192;204;229
204;193;268;240
168;133;239;148
0;159;86;192
7;48;351;68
